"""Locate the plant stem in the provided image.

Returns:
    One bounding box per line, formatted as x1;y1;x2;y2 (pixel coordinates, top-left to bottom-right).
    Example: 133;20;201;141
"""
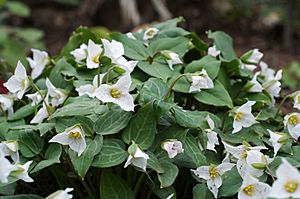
163;74;186;101
134;173;145;197
97;64;101;86
265;165;275;182
275;95;290;117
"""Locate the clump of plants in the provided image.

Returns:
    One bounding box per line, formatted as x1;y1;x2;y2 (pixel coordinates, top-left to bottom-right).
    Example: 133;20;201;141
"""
0;17;300;199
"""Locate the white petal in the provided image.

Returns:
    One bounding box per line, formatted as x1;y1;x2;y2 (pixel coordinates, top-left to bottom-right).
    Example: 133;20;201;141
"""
30;106;49;124
68;137;86;156
115;93;134;112
15;61;27;77
124;155;133;168
132;157;148;171
206;115;215;130
3;76;21;93
192;166;210;180
232;120;243;134
238;101;256;113
94;84;115;103
101;39;124;63
49;132;70;145
207;179;220;198
217;162;235;175
76;84;95;98
115;75;131;92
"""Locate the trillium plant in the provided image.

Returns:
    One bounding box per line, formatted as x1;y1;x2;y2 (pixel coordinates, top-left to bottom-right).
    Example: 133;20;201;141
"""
0;17;299;199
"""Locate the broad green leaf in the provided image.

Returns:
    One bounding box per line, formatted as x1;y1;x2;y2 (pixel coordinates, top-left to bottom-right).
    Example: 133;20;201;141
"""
193;80;233;108
6;1;30;17
92;139;127;168
0;195;43;199
31;144;62;173
193;183;214;199
7;104;34;121
122;103;157;150
48;58;73;89
100;171;135;199
147;152;164;173
147;179;176;199
185;56;221;79
184;135;206;167
110;32;149;60
0;183;16;196
219;167;242;197
15;28;44;43
137;61;173;81
69;135;103;179
153;17;185;30
207;30;236;61
94;107;132;135
139;78;170;104
148;37;189;57
9;123;55;136
188;32;208;52
167;72;191;93
6;129;43;158
157;159;179;188
49;98;100;119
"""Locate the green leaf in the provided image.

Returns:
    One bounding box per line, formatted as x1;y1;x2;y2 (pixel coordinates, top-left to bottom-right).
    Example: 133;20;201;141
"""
110;32;149;60
188;32;208;52
137;61;173;81
193;80;233;108
31;144;62;173
122;103;157;150
92;139;127;168
6;1;30;17
0;183;16;196
8;104;34;121
6;129;43;158
147;179;176;199
9;123;55;136
207;30;236;61
193;183;214;199
157;159;179;188
94;107;132;135
139;78;170;104
185;55;221;78
184;135;206;167
49;98;100;119
15;28;44;43
69;135;103;179
100;171;135;199
147;152;164;173
219;167;242;197
148;37;189;57
0;195;43;199
48;58;73;89
153;17;185;30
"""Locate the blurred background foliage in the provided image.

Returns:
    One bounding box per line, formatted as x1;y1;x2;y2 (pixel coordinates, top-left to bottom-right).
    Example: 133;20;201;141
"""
0;0;299;84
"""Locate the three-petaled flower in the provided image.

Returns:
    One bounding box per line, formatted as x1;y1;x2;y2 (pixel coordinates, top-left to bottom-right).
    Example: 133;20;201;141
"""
86;40;103;69
124;142;149;171
161;50;182;71
46;187;74;199
189;69;214;93
284;113;300;140
161;139;184;158
27;49;49;79
205;115;219;152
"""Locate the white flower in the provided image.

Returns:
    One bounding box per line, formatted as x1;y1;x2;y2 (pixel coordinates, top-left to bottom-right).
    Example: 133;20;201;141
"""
143;27;159;41
46;78;67;107
46;188;73;199
192;162;235;198
205;115;219;152
0;94;14;116
113;57;138;75
269;158;300;198
189;69;214;93
49;125;86;156
10;161;34;182
0;140;19;162
70;43;88;64
207;45;220;57
26;91;43;106
95;75;134;111
238;173;270;199
293;92;300;110
240;49;263;71
166;193;174;199
262;69;282;100
246;150;272;177
161;139;184;158
259;61;275;81
232;101;258;134
30;102;49;124
27;49;49;79
0;155;14;183
284;113;300;140
101;39;124;64
161;50;182;70
223;142;267;178
248;72;263;93
76;74;104;98
86;40;103;69
3;61;29;99
126;32;137;40
268;129;284;156
124;142;149;171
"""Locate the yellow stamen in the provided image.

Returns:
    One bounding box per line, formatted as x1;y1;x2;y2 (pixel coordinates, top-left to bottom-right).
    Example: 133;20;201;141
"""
69;132;81;140
235;112;243;121
243;184;255;196
209;165;219;179
110;88;121;98
285;180;298;193
288;115;299;125
146;30;155;36
298;95;300;103
21;79;26;89
93;55;100;64
241;151;248;159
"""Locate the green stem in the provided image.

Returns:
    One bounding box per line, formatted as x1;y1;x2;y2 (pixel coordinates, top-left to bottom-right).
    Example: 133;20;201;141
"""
265;164;275;182
134;173;145;197
106;65;116;84
275;95;290;117
163;74;187;101
97;64;101;87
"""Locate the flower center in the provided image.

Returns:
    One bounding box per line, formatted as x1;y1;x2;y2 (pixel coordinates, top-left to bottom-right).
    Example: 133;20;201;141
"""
285;180;298;193
241;151;248;159
146;30;155;36
69;131;81;140
21;79;26;89
288;115;299;126
110;88;121;98
235;112;243;121
93;55;100;64
243;184;255;196
298;95;300;103
209;166;219;179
